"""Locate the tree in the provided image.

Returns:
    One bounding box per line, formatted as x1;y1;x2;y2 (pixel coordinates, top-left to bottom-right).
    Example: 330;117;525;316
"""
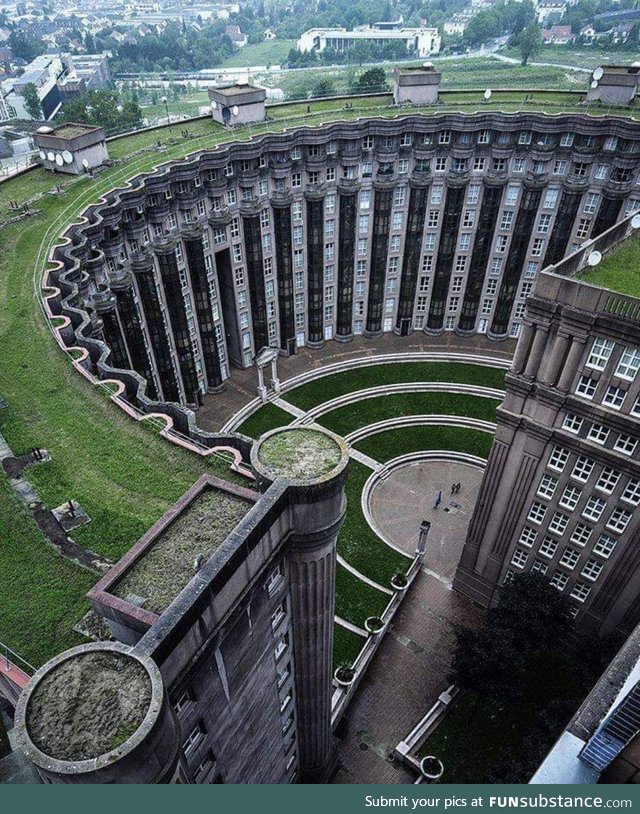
311;77;336;98
449;572;574;703
22;82;42;120
59;89;142;133
353;67;388;93
517;22;541;66
8;29;45;62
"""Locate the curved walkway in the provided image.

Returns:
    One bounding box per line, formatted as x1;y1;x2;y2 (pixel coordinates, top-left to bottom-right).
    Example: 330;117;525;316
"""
222;348;510;432
345;414;496;445
290;382;504;427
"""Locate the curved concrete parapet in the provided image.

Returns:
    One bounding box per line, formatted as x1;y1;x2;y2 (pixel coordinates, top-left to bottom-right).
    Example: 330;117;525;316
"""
15;641;180;784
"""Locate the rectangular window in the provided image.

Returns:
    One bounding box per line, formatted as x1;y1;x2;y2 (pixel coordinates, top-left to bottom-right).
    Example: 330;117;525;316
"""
572;456;595;483
581;559;603;582
595;467;620;494
570;582;591;603
582;495;606;522
559;486;581;511
606;507;632;534
575;375;597;400
548;447;569;472
559;547;580;569
528;501;547;525
593;534;617;559
616;348;640;381
570;523;592;547
562;414;583;434
539;536;558;559
614;434;637;456
588;423;609;445
537;474;558;499
183;723;205;755
519;526;538;548
587;337;615;370
549;512;570;537
550;571;569;591
622;478;640;506
511;548;529;569
603;385;626;410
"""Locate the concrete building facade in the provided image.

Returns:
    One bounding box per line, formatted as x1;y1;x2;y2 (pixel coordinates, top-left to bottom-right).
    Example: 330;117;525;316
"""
47;113;640;421
34;122;108;174
15;427;350;784
297;26;441;58
455;214;640;636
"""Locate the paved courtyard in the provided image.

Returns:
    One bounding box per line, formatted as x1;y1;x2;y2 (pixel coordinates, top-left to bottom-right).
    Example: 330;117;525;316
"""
332;459;485;784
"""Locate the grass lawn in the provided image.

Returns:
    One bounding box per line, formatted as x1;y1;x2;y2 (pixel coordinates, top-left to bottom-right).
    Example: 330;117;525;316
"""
318;392;500;438
419;692;537;783
499;45;637;71
340;460;411;588
578;232;640;298
0;477;94;666
336;559;390;626
286;362;506;412
355;425;494;464
220;39;297;68
236;403;294;438
333;625;366;669
0;87;633;665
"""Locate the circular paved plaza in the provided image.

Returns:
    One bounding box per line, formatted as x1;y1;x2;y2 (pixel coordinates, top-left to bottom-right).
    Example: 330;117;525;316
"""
368;458;484;583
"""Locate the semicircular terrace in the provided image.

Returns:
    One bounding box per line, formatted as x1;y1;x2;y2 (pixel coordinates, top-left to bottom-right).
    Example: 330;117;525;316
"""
44;111;640;457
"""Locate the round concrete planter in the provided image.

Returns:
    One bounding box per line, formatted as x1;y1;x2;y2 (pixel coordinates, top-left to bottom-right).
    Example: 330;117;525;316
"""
334;666;356;687
391;573;408;591
420;756;444;782
364;616;385;635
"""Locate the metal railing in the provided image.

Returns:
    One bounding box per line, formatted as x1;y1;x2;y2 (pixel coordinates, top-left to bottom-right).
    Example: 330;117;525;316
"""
1;640;36;676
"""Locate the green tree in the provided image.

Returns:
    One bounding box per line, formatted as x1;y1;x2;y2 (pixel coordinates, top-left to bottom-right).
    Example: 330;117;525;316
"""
311;77;336;98
517;22;542;66
449;572;574;703
354;67;388;93
22;82;42;120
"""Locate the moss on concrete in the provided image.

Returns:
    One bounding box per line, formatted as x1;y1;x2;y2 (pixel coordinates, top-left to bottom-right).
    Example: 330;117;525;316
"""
257;428;342;481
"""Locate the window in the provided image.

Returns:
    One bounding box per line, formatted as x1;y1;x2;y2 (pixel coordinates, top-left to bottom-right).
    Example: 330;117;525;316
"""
531;239;544;257
358;215;369;233
519;526;538;548
528;501;547;525
575;375;597;400
537;474;558;499
616;347;640;381
174;690;194;716
572;456;594;483
427;210;439;228
576;219;590;240
500;211;514;230
467;184;481;205
562;414;583;434
588;423;609;445
548;446;569;472
496;235;508;253
584;193;599;214
490;258;503;275
553;160;567;176
603;385;626;410
511;548;529;569
581;559;603;582
614;434;637;456
622;478;640;506
539;536;558;559
537;214;552;234
606;507;632;534
463;210;476;228
593;534;617;559
505;186;519;206
559;486;581;511
550;571;569;591
275;634;289;660
559;547;580;569
431;185;444;205
571;523;592;547
549;512;570;537
531;560;548;575
582;496;606;522
392;212;403;231
325;195;335;215
513;158;526;173
587;337;614;370
570;582;591;603
394;188;406;206
183;723;205;755
596;467;620;494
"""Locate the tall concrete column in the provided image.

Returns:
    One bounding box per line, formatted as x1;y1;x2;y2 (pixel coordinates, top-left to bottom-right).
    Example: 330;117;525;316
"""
251;426;349;783
540;329;571;387
523;324;549;379
511;320;535;375
557;335;587;391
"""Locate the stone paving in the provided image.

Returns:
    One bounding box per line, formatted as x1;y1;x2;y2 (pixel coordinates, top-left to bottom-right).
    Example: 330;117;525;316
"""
332;460;484;784
197;332;515;433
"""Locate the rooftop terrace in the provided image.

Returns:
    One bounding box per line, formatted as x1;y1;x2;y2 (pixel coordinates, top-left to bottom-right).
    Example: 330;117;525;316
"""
578;231;640;298
112;483;254;615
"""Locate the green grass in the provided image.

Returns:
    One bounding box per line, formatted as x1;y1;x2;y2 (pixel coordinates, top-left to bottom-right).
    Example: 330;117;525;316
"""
0;477;94;666
236;403;294;439
339;460;410;589
333;624;366;669
355;425;494;464
578;232;640;298
219;39;298;68
319;392;500;438
335;560;390;627
286;362;506;412
499;44;637;71
419;693;534;783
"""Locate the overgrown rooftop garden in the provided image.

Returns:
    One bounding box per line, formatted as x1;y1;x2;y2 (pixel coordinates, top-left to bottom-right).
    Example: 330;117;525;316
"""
578;231;640;299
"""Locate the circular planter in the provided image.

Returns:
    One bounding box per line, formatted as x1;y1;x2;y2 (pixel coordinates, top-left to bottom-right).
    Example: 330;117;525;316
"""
365;616;385;635
334;666;355;687
391;574;408;591
420;756;444;782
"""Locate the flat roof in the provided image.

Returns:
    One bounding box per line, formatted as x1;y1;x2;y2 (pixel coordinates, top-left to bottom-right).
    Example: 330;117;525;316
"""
111;481;255;615
578;232;640;298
